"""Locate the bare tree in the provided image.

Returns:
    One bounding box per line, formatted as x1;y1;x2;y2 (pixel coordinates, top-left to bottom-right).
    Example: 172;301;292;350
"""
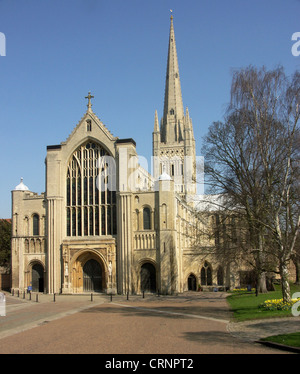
202;66;300;301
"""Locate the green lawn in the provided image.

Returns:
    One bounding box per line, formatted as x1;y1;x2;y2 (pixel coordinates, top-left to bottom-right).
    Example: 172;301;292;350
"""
226;284;300;322
261;332;300;348
226;284;300;349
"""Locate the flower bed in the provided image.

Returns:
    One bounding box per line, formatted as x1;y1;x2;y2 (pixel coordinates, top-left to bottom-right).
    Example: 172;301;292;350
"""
259;297;300;311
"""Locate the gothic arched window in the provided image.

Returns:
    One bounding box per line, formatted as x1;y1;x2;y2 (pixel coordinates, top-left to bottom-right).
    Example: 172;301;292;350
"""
200;261;212;286
66;141;117;237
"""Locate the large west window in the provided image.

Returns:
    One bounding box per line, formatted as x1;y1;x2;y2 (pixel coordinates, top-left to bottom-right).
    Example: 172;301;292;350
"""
66;141;117;236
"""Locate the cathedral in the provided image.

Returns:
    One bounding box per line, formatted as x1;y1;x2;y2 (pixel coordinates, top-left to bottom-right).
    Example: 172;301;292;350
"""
11;16;244;295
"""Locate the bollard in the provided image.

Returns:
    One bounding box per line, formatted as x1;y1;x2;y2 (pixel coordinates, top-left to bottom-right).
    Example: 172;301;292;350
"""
110;293;112;302
36;294;38;302
142;290;145;299
17;290;19;297
91;293;93;302
127;291;129;300
23;291;25;299
53;293;56;302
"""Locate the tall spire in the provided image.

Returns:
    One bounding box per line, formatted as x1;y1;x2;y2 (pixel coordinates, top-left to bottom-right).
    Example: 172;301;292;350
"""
152;13;197;199
161;14;184;144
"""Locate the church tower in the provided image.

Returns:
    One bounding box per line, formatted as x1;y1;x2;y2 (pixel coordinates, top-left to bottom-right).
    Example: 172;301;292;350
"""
153;14;196;200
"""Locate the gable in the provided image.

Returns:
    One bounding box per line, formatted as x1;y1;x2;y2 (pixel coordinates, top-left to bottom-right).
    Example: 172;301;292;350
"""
61;110;118;161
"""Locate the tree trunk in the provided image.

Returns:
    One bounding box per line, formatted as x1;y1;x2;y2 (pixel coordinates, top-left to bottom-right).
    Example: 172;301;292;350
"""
280;261;291;302
255;245;268;295
258;272;268;293
292;255;300;285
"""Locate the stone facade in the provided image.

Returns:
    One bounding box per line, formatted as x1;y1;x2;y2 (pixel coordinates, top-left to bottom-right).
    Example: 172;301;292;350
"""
11;16;246;295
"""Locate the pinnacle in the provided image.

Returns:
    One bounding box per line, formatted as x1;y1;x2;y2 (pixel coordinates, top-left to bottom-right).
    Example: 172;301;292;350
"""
154;110;160;132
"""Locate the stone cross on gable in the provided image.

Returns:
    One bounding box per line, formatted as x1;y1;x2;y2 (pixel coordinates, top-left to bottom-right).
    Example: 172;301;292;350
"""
85;91;94;111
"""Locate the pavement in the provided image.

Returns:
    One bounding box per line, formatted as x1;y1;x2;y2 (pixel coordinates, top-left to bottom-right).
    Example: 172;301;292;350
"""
0;290;299;354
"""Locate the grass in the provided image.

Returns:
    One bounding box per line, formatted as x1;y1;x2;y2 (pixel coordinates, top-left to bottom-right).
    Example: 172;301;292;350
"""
226;283;300;322
227;284;300;349
261;332;300;348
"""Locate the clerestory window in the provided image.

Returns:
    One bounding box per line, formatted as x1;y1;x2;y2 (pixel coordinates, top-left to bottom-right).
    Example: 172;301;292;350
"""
143;207;151;230
32;214;39;236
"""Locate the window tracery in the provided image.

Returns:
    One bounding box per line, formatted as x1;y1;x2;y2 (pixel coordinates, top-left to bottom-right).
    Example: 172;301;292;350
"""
66;141;117;237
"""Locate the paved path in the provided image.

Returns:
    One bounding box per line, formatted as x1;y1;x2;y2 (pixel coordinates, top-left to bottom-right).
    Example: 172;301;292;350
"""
0;291;299;354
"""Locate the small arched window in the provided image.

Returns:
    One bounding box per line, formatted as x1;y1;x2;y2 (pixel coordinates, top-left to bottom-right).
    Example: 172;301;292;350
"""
161;204;167;229
143;207;151;230
86;119;92;132
33;214;39;236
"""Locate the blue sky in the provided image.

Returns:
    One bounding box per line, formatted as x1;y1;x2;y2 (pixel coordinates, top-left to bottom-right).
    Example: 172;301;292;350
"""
0;0;300;218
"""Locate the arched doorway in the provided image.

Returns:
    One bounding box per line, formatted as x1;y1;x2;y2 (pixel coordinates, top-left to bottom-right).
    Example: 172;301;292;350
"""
140;263;156;292
83;259;103;292
32;263;44;292
188;274;197;291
